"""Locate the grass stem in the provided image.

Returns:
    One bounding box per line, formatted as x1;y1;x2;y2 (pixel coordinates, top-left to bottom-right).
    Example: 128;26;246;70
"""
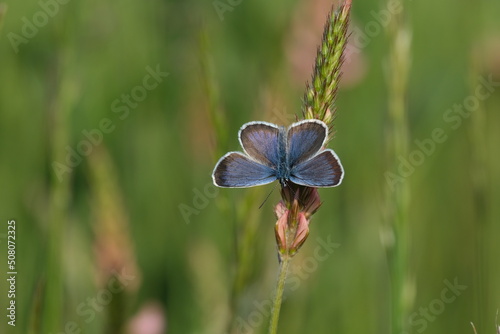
43;54;78;333
268;255;291;334
383;2;412;333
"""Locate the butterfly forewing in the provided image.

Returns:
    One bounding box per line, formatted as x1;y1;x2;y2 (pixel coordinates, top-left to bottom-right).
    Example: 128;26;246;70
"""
289;149;344;187
287;120;328;167
239;122;280;168
212;152;276;188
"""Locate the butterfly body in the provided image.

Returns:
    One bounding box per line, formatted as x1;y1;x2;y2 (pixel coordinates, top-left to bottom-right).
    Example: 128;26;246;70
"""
212;120;344;188
275;125;291;185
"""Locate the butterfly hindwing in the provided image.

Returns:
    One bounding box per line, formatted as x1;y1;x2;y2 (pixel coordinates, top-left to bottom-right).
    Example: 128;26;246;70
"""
287;120;327;167
239;122;281;168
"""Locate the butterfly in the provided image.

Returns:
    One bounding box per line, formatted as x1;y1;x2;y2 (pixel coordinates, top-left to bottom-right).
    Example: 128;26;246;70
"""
212;119;344;188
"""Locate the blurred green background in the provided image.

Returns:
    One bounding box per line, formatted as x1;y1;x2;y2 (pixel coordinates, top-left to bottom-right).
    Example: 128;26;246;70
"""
1;0;499;333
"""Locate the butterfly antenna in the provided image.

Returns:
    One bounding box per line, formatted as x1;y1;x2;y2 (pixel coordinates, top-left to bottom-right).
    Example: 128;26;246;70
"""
258;183;279;209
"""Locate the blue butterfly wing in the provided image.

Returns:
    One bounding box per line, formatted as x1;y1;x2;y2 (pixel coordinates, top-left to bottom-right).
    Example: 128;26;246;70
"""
239;122;281;168
212;152;277;188
289;149;344;187
287;120;328;167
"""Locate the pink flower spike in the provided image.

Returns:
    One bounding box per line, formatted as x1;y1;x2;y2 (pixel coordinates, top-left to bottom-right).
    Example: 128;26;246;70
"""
274;205;289;254
274;201;288;219
290;212;310;253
